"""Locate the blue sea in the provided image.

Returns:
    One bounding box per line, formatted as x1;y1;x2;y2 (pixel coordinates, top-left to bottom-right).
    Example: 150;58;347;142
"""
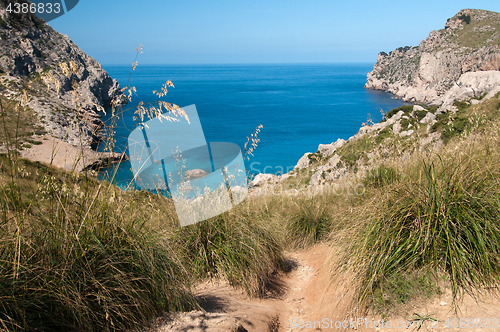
98;63;408;189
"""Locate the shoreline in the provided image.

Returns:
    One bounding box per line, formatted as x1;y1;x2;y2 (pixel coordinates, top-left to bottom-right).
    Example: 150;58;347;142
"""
19;135;127;173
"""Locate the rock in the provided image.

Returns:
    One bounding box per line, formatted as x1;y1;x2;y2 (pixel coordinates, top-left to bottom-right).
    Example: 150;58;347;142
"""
483;85;500;101
393;121;402;135
295;152;312;169
440;71;500;106
317;138;346;157
365;9;500;105
185;169;208;179
0;3;126;149
280;173;291;181
251;173;276;187
327;154;341;167
399;129;414;137
387;110;404;123
309;170;323;186
420;112;436;124
413;105;426;112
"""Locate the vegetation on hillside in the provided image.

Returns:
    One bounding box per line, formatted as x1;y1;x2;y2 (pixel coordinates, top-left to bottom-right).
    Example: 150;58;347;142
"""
1;57;500;330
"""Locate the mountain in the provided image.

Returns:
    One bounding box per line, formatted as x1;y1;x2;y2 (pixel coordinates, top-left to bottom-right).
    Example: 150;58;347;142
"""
0;0;125;148
365;9;500;107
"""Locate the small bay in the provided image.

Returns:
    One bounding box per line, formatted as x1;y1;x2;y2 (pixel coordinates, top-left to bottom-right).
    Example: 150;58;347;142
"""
98;63;408;188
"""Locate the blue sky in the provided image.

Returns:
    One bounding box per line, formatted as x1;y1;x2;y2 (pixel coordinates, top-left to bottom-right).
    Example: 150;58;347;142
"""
49;0;500;65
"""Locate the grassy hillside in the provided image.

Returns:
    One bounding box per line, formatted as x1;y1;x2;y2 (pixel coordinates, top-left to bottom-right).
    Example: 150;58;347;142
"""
1;79;500;330
448;9;500;48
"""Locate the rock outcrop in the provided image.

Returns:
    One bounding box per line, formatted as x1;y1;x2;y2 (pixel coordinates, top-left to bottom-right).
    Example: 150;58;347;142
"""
0;0;126;148
365;9;500;106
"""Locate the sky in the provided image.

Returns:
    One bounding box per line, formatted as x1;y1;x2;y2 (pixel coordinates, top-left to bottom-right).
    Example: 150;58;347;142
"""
48;0;500;65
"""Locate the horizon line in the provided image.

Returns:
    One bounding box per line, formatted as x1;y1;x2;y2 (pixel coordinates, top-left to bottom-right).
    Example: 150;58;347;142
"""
101;61;376;66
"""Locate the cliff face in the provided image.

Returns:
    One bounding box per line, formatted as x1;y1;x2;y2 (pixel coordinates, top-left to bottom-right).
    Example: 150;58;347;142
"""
365;9;500;106
0;0;125;147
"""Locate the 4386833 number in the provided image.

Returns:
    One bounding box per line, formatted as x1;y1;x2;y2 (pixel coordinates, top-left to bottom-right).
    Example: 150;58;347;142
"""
6;2;61;14
442;318;499;329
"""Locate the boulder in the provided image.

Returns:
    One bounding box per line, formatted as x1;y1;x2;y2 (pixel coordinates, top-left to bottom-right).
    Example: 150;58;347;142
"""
393;121;402;135
420;112;436;124
317;138;346;157
399;129;414;137
251;173;276;187
295;152;312;169
185;169;208;179
327;154;341;167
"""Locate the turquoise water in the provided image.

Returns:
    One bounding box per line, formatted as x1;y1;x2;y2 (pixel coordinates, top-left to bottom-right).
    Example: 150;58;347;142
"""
98;63;408;189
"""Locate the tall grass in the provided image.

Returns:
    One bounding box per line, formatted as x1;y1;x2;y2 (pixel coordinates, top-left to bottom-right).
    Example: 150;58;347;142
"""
173;207;286;298
286;198;332;248
0;157;197;331
338;136;500;313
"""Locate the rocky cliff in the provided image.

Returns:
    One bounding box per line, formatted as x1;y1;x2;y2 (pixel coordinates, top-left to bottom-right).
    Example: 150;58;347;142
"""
365;9;500;107
0;0;125;148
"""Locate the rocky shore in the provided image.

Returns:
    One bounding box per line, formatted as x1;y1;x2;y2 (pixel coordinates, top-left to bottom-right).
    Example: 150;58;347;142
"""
0;0;126;170
365;9;500;106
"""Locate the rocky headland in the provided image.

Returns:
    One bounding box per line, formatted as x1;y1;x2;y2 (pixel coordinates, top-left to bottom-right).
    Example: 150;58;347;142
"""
365;9;500;107
251;9;500;195
0;0;126;170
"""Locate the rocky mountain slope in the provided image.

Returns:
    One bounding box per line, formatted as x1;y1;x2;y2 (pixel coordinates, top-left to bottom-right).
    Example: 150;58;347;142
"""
365;9;500;106
0;0;125;149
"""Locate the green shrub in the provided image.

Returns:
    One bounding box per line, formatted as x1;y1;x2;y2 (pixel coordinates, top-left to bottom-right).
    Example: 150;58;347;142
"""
458;14;471;24
385;105;413;120
414;109;428;121
375;126;392;144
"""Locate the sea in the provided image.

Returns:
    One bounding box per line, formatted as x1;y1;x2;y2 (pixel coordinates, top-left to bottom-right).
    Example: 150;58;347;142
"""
97;63;408;189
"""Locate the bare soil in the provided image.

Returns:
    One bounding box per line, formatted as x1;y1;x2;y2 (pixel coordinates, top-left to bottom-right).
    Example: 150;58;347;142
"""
20;134;122;172
151;244;500;332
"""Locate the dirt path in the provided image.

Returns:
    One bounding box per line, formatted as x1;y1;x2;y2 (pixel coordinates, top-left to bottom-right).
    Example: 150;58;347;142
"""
152;244;500;332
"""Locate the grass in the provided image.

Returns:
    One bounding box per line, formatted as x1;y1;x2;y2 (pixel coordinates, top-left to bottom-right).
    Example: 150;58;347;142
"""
363;164;399;188
286;198;332;248
0;156;198;331
173;209;286;298
335;133;500;314
450;10;500;48
0;96;40;149
371;269;441;316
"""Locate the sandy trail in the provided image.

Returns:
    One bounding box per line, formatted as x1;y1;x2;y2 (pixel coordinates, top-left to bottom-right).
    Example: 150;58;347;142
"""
153;243;500;332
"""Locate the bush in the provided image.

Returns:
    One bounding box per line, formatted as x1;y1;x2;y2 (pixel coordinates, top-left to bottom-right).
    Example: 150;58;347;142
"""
458;14;471;24
385;105;413;120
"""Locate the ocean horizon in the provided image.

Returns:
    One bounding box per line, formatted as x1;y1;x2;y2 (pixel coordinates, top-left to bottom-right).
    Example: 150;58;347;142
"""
98;63;409;189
